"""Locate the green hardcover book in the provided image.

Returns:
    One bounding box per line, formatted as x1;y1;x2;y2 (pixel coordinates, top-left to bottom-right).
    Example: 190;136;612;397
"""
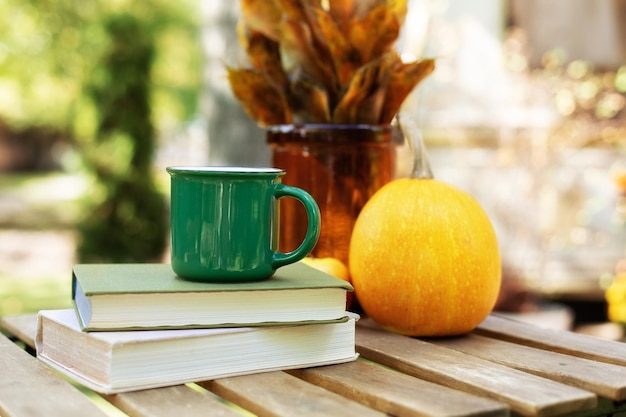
72;262;353;331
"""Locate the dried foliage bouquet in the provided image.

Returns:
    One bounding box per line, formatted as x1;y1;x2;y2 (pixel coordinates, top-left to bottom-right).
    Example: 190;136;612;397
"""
228;0;435;126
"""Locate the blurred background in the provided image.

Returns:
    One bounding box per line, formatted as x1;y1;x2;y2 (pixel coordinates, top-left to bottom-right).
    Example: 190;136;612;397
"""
1;0;625;334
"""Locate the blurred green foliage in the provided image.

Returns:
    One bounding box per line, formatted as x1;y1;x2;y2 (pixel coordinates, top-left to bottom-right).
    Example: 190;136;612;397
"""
0;278;71;318
77;13;168;262
0;0;202;262
0;0;201;134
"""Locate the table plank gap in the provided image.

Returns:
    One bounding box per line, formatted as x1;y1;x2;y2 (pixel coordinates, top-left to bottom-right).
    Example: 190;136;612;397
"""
199;371;385;417
356;326;597;417
288;359;509;417
0;332;109;417
431;333;626;401
476;315;626;366
1;313;38;350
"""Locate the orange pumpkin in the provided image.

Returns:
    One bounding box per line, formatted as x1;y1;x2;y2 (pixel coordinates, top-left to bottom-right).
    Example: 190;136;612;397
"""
349;178;501;336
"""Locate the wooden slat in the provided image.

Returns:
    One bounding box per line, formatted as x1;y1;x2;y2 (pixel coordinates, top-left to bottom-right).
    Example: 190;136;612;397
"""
431;333;626;401
199;371;386;417
356;326;597;417
0;314;37;349
6;313;626;417
104;384;242;417
0;332;108;417
476;315;626;366
289;360;508;417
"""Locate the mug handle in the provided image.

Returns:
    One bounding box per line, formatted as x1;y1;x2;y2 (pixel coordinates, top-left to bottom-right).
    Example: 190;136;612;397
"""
271;184;321;269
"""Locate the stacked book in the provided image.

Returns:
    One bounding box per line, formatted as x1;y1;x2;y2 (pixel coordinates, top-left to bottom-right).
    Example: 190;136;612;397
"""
35;262;358;394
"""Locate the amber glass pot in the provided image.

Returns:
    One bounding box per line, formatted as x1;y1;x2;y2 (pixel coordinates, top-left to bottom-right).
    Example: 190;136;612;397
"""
267;124;404;267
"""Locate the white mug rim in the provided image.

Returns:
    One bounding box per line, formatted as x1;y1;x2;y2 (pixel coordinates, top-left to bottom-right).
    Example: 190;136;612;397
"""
167;166;285;175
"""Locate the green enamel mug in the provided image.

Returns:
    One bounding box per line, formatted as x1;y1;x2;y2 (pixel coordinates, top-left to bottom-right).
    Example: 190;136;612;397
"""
167;166;321;282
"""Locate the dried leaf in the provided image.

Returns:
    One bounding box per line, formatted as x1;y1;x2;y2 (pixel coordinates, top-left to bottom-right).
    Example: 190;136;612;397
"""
273;0;314;22
240;0;282;40
291;75;331;123
355;84;388;124
231;0;433;126
227;67;290;126
387;0;409;27
356;55;395;123
275;0;338;90
280;19;338;95
380;57;435;123
244;30;291;93
352;0;385;19
333;56;390;123
274;0;325;50
327;0;356;34
313;9;361;86
349;6;400;63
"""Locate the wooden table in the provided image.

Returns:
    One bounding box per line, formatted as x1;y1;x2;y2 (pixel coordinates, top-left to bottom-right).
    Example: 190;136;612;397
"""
3;313;626;417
